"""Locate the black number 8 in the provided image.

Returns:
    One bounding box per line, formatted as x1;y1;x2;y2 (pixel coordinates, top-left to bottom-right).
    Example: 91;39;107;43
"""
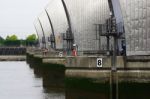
98;60;102;66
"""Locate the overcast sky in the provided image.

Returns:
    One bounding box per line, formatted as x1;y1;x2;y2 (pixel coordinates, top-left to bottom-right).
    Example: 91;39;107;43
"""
0;0;50;39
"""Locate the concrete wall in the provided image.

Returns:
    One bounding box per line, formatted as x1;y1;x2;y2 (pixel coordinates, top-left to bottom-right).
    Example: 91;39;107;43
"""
41;55;150;69
66;56;150;69
66;56;124;68
66;69;150;83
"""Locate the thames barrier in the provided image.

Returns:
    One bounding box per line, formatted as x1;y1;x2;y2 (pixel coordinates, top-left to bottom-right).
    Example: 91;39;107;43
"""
0;0;149;99
24;0;150;99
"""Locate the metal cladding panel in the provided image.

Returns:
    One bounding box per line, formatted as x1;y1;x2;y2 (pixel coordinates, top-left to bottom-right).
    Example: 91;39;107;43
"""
39;12;52;49
46;0;68;50
64;0;110;51
119;0;150;55
34;19;44;48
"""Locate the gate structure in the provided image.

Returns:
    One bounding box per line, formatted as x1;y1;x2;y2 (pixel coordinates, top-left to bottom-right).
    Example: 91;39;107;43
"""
118;0;150;55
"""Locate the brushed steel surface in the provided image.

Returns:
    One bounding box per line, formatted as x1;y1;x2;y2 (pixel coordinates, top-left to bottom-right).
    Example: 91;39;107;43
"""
64;0;110;51
119;0;150;55
39;12;52;49
46;0;69;50
34;19;45;48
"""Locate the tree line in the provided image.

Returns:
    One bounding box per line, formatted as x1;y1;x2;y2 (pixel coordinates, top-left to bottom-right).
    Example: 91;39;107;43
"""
0;34;38;47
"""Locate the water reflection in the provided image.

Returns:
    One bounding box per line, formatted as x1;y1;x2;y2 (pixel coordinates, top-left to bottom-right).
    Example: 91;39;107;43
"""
66;89;109;99
28;61;65;99
0;61;65;99
0;61;43;99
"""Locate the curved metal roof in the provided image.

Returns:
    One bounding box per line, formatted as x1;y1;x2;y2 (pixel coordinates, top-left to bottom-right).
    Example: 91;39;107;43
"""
46;0;69;50
63;0;111;51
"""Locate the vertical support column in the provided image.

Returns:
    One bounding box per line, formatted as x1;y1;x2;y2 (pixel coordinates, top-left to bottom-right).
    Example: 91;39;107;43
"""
34;25;40;47
108;1;118;99
38;18;46;49
61;0;74;54
98;24;101;50
108;0;114;17
45;9;56;49
95;24;102;51
34;25;40;40
112;35;117;71
107;36;110;52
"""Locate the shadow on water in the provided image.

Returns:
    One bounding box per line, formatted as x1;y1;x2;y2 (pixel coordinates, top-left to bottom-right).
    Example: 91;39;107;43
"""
118;82;150;99
27;59;65;93
27;58;150;99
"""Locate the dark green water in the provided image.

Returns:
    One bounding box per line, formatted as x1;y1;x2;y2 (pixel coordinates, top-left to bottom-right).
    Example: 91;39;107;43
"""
0;61;150;99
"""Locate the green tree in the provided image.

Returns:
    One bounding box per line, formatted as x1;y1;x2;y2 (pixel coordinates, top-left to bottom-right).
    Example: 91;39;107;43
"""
0;36;4;46
6;36;10;40
6;35;18;41
26;34;37;46
26;34;37;41
4;35;20;46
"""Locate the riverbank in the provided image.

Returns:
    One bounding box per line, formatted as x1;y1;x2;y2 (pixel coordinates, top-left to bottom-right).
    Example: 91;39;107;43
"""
0;55;26;61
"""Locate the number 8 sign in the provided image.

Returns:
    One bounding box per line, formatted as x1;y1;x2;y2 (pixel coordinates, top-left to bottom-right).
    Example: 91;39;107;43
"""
97;58;102;67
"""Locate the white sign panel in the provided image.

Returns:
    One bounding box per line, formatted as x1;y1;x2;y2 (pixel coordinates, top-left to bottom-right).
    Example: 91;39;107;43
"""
59;52;63;57
97;58;102;67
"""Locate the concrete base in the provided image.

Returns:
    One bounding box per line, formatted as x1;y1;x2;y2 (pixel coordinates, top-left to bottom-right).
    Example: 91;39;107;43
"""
66;56;124;68
27;51;150;84
66;69;110;83
43;58;66;65
66;69;150;83
0;55;26;61
27;51;150;70
66;56;150;69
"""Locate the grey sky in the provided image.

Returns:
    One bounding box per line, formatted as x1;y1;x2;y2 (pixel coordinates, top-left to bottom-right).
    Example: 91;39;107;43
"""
0;0;50;39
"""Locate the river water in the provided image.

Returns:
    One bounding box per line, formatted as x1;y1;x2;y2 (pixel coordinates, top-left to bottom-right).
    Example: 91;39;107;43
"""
0;61;150;99
0;61;65;99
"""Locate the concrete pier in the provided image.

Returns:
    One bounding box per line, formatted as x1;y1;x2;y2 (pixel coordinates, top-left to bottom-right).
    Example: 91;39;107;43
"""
0;55;26;61
65;56;124;68
66;69;150;83
43;58;66;65
26;49;150;85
